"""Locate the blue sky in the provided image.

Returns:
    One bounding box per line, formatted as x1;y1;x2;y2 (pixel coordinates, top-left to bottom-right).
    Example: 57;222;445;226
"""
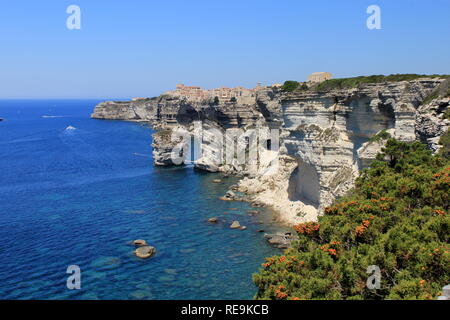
0;0;449;99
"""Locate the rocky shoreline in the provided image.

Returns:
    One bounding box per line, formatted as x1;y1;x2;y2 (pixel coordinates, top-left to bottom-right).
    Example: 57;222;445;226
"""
91;77;450;225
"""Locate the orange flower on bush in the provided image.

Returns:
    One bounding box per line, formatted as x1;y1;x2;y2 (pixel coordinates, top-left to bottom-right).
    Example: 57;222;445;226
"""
355;225;366;237
276;291;288;299
275;285;288;299
294;222;320;235
355;218;372;237
324;206;338;215
328;248;337;256
435;209;446;216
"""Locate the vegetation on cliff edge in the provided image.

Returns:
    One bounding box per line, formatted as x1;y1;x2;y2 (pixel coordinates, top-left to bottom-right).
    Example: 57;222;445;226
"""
315;74;450;91
281;81;308;92
253;138;449;300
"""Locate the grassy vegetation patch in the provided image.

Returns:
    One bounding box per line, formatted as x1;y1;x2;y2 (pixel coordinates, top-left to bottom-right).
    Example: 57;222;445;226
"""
315;74;449;92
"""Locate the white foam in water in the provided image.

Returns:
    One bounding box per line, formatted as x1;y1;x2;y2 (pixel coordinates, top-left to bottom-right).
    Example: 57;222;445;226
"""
133;152;151;158
65;125;76;131
42;115;64;118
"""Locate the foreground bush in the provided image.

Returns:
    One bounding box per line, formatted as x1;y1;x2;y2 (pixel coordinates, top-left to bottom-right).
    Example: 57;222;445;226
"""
254;139;449;300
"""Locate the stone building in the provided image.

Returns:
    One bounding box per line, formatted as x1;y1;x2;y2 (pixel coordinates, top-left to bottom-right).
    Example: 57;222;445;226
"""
166;83;263;103
307;72;333;83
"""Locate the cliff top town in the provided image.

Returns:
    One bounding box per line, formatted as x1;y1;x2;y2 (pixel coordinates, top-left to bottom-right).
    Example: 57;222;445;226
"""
142;72;334;103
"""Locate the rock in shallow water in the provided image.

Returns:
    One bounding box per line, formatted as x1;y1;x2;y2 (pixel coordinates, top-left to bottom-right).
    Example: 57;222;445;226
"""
133;239;147;246
134;245;156;259
230;221;241;229
208;217;219;223
264;232;298;249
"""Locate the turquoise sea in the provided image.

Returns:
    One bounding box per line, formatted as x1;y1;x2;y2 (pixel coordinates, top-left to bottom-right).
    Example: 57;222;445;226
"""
0;100;286;300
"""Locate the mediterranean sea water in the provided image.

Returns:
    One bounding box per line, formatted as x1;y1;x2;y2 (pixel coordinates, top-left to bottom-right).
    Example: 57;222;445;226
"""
0;100;286;300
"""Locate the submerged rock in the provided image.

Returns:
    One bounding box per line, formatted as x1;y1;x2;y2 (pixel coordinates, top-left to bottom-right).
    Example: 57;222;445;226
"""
208;217;219;223
134;245;156;259
212;179;222;183
129;290;153;300
90;256;122;270
164;268;178;275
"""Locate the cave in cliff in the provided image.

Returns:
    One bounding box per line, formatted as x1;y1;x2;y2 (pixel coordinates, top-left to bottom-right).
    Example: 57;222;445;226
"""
288;159;320;207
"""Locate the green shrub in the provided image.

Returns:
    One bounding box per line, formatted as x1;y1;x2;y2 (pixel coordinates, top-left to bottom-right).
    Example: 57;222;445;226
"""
281;81;300;92
369;129;391;143
254;139;449;300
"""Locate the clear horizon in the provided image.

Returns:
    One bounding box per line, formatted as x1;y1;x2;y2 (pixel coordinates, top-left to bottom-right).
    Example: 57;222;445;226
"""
1;0;450;99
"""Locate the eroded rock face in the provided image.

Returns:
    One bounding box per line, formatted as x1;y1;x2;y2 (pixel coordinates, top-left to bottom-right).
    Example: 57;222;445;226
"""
357;129;395;168
416;97;450;153
92;78;449;225
151;126;188;166
274;79;445;217
91;99;159;121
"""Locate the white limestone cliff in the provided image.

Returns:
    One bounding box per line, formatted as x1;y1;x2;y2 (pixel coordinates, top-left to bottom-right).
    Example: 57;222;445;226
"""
91;78;450;225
